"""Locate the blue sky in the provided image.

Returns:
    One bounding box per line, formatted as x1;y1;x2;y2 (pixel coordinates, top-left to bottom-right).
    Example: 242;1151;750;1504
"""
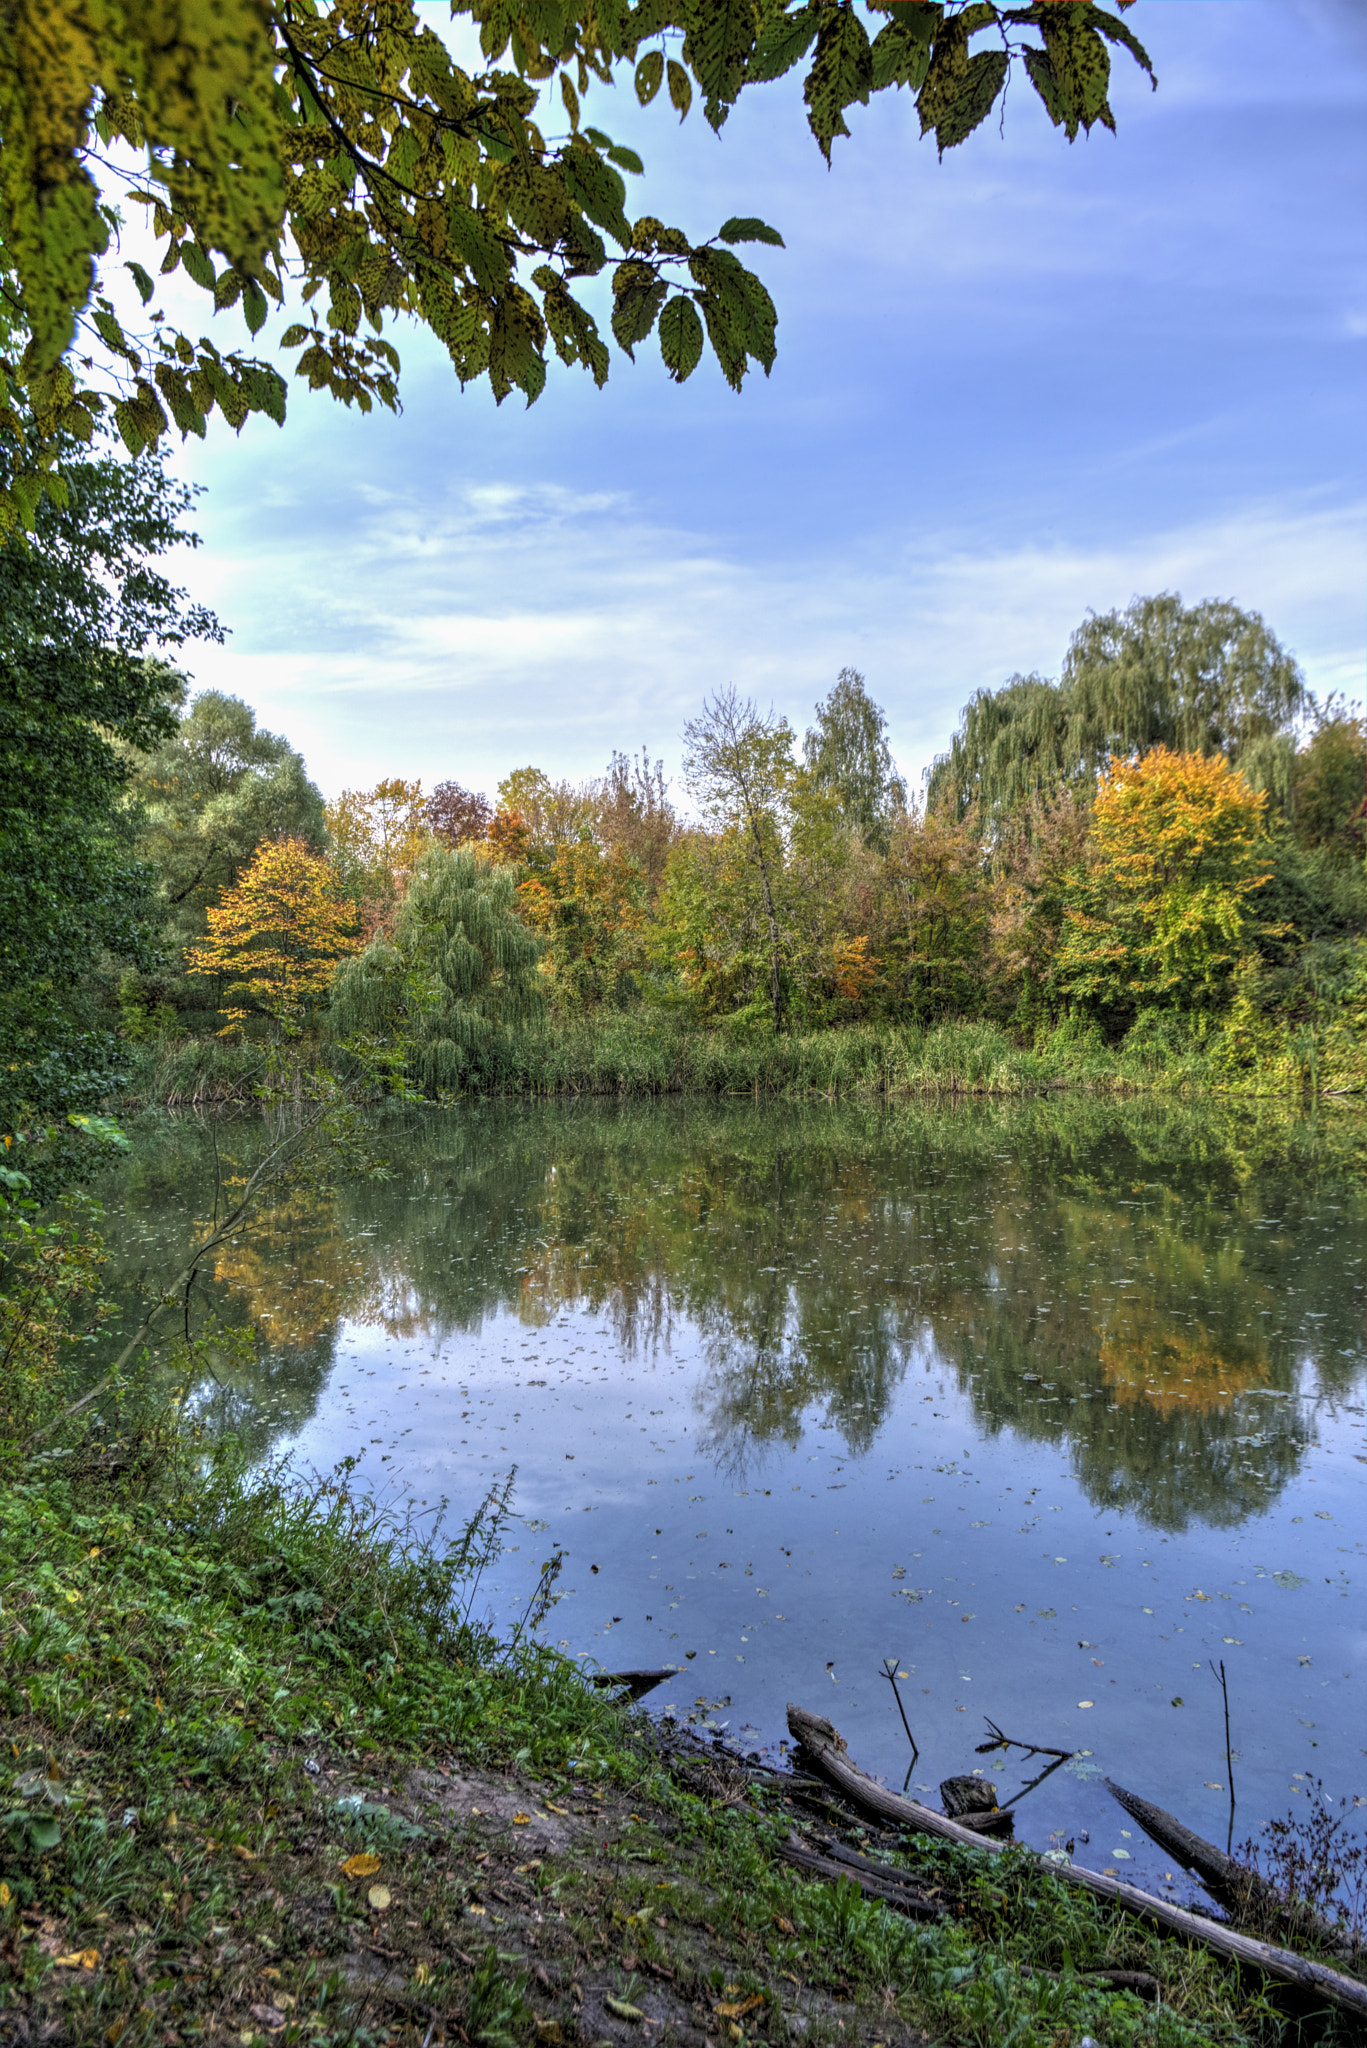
158;0;1367;803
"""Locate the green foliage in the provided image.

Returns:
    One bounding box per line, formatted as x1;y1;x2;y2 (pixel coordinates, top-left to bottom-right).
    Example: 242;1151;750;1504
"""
0;0;1157;524
682;686;797;1029
0;435;220;1155
1292;695;1366;865
330;846;545;1093
929;594;1306;827
126;689;327;1028
1054;747;1274;1025
802;664;907;852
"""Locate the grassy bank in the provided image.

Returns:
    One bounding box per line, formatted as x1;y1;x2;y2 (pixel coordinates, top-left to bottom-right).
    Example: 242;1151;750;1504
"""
120;1010;1367;1111
2;1419;1352;2047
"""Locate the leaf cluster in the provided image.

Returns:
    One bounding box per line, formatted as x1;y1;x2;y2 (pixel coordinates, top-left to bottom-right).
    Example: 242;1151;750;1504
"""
0;0;1154;524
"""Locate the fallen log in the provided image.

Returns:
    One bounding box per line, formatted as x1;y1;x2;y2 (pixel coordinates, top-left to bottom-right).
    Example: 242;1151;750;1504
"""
777;1833;943;1918
1106;1779;1358;1957
786;1704;1367;2020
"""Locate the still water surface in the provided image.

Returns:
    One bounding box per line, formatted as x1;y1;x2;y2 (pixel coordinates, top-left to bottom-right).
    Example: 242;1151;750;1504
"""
99;1095;1367;1893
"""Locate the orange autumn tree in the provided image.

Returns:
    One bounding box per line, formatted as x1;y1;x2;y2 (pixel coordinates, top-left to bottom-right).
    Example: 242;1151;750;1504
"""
186;837;360;1035
1055;747;1271;1020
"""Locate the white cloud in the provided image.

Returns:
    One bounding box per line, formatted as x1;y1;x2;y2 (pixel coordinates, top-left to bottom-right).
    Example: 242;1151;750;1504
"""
172;476;1366;800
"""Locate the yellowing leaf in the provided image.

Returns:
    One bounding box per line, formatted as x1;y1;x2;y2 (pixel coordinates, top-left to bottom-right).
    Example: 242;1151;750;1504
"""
54;1949;100;1970
340;1853;381;1879
512;1811;532;1825
715;1994;764;2019
367;1884;391;1910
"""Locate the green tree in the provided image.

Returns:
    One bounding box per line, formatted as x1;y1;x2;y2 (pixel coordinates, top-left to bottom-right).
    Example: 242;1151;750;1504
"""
802;667;907;853
129;689;327;1017
0;1;1155;526
929;595;1306;827
1292;697;1365;866
330;846;544;1093
0;433;220;1154
682;688;796;1031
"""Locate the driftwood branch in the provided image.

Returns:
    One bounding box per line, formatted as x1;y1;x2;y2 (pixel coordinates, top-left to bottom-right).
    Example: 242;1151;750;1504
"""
1106;1780;1359;1959
786;1704;1367;2020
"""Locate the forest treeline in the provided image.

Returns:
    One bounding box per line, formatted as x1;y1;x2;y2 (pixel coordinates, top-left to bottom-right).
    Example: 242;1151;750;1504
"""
123;616;1366;1107
4;445;1365;1182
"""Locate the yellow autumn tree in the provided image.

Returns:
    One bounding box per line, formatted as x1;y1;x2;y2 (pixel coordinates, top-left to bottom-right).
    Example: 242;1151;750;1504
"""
1055;747;1271;1019
186;837;360;1034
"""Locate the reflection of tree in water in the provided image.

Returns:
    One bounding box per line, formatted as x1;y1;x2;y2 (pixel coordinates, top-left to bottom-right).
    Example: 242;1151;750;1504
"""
87;1093;1365;1522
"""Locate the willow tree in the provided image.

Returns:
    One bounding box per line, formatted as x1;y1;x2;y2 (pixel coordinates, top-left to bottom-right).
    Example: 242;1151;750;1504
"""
330;846;543;1092
927;595;1306;829
0;1;1156;528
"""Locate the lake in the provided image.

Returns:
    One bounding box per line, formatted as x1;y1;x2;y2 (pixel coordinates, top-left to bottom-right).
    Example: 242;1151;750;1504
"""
96;1092;1367;1897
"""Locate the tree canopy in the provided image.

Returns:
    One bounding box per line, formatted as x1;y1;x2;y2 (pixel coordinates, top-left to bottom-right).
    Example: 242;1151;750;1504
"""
803;664;907;851
927;594;1306;828
0;434;219;1143
0;0;1155;528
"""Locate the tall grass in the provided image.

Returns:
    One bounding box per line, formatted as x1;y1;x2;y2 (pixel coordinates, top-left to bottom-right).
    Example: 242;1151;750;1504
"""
118;1006;1361;1110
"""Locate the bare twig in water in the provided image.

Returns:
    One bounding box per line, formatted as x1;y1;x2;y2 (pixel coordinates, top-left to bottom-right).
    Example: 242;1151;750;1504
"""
976;1718;1074;1762
1210;1657;1236;1850
881;1658;918;1763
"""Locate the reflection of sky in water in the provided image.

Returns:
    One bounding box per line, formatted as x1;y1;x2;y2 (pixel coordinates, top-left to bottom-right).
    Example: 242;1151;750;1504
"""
97;1098;1367;1894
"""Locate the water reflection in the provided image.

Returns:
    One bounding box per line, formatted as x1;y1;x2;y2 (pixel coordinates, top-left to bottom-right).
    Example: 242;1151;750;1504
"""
95;1095;1365;1531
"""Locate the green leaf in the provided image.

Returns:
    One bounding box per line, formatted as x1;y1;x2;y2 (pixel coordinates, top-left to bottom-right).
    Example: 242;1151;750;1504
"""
683;0;756;117
745;4;818;84
447;204;514;295
280;324;312;349
803;6;873;162
113;400;146;456
180;243;217;292
27;1818;61;1851
1022;45;1068;129
123;259;155;305
562;143;632;248
666;56;693;119
870;16;935;92
931;46;1007;150
607;143;645;174
561;71;581;128
67;1113;131;1150
153;362;207;438
611;261;668;353
658;295;703;381
91;308;128;354
583;125;615;147
1088;6;1156;88
718;216;784;248
634;49;664;102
